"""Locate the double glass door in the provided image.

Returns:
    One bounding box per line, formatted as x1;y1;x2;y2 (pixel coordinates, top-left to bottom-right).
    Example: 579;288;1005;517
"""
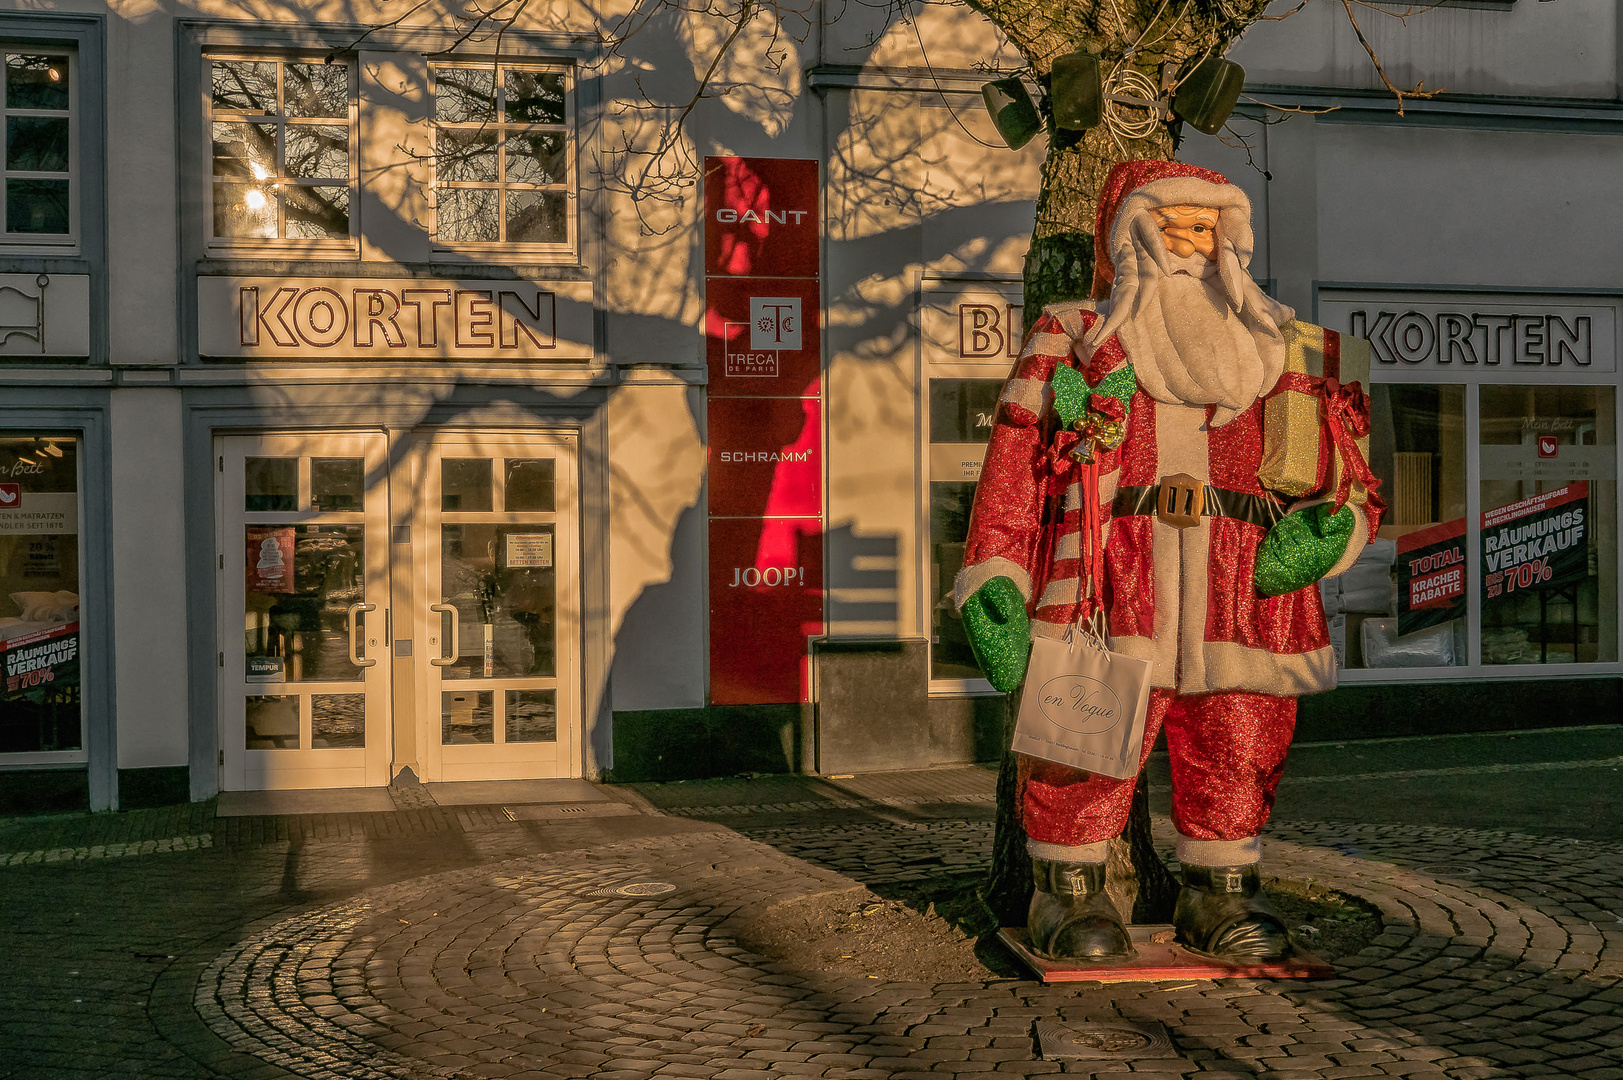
218;430;578;791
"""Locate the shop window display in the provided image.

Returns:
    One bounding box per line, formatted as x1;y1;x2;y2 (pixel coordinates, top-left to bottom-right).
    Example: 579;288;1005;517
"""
1480;386;1616;665
1343;385;1467;668
927;377;1002;681
0;435;80;754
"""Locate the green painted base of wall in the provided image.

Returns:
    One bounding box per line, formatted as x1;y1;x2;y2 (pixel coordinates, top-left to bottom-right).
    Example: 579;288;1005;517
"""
118;766;190;809
0;767;89;815
1297;677;1622;742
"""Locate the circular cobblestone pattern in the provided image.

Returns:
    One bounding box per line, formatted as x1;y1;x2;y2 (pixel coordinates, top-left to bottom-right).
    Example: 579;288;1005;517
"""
196;822;1623;1079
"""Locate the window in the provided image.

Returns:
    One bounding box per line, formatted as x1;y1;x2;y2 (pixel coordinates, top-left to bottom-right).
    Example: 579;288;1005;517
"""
0;434;82;756
431;62;572;250
209;57;354;243
2;52;72;242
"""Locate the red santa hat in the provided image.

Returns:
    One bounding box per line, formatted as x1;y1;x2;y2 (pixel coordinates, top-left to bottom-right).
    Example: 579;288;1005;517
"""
1089;159;1252;300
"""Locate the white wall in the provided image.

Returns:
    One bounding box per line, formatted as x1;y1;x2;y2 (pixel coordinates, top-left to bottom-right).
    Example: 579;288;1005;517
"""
110;387;190;768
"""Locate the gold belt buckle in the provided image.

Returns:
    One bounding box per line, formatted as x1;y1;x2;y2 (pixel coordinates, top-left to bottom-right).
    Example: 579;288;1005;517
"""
1157;473;1205;529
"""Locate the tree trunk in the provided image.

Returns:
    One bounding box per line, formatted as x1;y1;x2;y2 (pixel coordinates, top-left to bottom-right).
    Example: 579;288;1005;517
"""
983;127;1180;931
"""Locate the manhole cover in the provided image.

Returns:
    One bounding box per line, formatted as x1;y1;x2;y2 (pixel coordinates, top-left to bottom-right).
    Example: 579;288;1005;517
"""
1415;864;1480;877
1036;1021;1178;1060
585;881;680;898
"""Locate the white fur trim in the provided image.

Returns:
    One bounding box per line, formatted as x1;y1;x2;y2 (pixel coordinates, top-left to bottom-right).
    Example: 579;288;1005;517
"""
1201;641;1338;696
952;556;1032;611
1002;376;1049;420
1037;576;1082;610
1176;835;1262;867
1028;838;1110;863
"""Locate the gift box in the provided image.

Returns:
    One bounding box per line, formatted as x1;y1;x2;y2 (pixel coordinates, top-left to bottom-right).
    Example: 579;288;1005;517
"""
1258;322;1372;500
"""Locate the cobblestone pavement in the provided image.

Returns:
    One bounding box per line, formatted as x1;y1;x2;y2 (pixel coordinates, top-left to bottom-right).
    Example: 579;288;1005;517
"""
8;760;1623;1079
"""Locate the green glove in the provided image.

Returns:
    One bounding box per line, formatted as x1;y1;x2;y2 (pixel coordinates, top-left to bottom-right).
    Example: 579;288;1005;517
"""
1254;503;1358;597
961;576;1030;693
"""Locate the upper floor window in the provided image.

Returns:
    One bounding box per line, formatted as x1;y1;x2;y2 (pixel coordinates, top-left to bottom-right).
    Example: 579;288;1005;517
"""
431;62;573;254
209;57;354;246
2;52;72;243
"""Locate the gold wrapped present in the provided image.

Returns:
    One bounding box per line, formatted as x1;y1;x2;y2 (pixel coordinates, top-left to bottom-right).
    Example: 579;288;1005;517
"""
1259;321;1372;502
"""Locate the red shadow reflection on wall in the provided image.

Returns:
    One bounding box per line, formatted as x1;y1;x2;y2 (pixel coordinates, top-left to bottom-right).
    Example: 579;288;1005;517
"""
703;156;822;706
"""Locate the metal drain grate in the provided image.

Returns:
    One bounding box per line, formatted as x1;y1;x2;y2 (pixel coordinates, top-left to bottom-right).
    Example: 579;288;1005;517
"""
1036;1021;1179;1060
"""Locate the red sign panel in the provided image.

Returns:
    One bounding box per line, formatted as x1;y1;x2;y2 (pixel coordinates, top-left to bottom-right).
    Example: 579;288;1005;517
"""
704;157;818;278
705;156;823;705
708;517;824;705
1538;435;1559;459
707;396;821;518
705;276;821;398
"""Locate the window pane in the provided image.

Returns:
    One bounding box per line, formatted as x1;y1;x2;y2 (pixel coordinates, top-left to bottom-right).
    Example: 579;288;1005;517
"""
1480;385;1616;665
506;690;556;743
282;185;348;240
245;456;297;511
929;481;981;680
440;523;555;680
211;60;277;114
245;695;298;749
437;187;498;242
442;689;493;743
505;70;564;124
506;132;566;186
311;458;362;512
6;179;67;234
213;182;275;239
506;190;566;244
1343;385;1468;670
211;121;274;180
311;693;364;748
284;124;348;180
504;458;555;511
437;129;497;183
5;55;69;111
435;68;494;123
0;435;81;755
442;458;493;511
284;62;347;119
6;117;68;172
243;525;365;683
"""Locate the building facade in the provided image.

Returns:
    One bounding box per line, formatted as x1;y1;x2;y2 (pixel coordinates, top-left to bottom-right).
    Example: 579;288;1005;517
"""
0;0;1616;811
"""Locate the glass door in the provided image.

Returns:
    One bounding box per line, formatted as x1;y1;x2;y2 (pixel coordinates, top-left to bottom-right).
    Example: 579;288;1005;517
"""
218;434;391;789
415;432;578;781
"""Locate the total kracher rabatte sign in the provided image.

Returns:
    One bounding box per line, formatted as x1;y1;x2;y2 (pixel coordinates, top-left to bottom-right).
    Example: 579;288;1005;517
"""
197;277;594;361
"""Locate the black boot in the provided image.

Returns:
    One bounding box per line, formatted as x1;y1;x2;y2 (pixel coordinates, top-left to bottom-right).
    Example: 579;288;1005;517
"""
1173;863;1293;962
1028;858;1135;961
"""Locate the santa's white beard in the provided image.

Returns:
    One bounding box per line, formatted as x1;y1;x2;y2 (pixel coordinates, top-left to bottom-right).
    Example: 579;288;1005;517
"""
1116;267;1282;428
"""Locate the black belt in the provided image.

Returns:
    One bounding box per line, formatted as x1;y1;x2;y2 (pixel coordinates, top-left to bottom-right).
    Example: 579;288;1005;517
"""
1112;483;1283;529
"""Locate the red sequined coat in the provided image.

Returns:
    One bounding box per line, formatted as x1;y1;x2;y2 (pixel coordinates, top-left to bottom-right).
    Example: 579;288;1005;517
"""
953;303;1381;697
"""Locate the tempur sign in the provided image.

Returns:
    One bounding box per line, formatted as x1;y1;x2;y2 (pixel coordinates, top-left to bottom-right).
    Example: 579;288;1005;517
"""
198;276;594;360
1319;293;1617;375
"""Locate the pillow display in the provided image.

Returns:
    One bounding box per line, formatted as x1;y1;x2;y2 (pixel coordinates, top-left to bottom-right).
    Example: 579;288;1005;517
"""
9;590;79;624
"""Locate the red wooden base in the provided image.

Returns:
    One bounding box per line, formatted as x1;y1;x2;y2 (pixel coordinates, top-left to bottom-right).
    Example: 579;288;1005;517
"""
998;925;1336;983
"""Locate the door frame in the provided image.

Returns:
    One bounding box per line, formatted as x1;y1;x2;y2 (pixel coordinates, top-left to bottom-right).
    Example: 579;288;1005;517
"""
215;431;393;791
408;428;583;782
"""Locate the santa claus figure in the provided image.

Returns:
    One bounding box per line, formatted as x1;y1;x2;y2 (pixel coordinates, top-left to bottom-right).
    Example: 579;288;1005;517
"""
955;160;1382;963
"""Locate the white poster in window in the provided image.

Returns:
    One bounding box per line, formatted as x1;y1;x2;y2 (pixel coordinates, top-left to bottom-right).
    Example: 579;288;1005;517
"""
0;492;78;535
506;532;553;568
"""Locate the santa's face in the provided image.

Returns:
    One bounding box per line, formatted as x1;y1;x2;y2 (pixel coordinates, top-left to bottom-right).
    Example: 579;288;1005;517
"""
1153;204;1219;261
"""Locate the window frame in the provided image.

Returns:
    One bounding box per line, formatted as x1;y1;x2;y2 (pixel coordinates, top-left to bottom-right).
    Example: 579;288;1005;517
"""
0;50;76;248
204;52;360;258
429;59;577;261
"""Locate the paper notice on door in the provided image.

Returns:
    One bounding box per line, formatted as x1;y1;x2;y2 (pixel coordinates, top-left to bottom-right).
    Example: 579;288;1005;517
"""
506;532;553;568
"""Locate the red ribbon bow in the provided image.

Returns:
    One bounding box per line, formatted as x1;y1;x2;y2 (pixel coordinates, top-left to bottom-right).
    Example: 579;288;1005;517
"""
1319;378;1386;517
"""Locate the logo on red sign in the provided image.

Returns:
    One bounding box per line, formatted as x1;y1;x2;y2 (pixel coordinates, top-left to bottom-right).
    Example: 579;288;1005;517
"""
0;483;19;506
1538;435;1559;459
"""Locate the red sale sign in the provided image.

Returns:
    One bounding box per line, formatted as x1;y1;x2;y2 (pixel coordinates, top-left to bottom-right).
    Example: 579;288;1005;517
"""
706;157;823;704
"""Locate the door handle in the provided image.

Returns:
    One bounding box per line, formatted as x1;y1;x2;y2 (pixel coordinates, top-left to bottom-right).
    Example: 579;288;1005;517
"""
348;603;378;668
429;603;458;667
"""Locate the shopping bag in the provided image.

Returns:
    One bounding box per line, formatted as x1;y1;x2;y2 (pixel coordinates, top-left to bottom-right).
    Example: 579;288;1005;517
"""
1012;629;1152;779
